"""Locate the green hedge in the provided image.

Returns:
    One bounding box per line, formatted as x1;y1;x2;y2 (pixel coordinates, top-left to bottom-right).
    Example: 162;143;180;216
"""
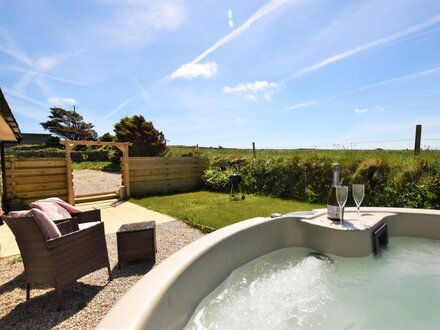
202;157;440;209
10;149;110;162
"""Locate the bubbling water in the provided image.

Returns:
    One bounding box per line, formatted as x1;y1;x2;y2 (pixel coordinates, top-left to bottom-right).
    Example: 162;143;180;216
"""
186;248;334;329
185;238;440;329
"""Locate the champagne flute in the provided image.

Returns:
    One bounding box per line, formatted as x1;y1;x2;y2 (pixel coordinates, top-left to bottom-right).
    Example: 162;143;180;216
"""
336;185;348;224
352;184;365;219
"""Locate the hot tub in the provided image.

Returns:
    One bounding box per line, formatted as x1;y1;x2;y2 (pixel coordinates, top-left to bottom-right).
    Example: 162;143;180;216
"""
97;207;440;329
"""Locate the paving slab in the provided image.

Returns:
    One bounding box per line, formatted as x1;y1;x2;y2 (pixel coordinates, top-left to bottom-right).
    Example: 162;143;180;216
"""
0;199;176;258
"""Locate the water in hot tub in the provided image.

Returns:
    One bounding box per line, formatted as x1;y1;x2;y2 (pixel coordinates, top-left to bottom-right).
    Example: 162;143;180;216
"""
184;237;440;329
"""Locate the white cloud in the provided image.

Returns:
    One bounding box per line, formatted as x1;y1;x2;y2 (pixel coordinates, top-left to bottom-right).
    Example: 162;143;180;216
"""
94;0;186;48
287;15;440;80
35;57;63;70
101;0;185;29
245;94;257;101
170;62;218;80
354;108;368;114
167;0;290;80
134;1;186;29
374;105;385;112
223;81;279;101
48;96;78;106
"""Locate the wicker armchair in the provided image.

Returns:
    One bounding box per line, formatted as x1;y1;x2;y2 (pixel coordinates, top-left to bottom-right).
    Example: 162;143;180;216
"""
26;200;102;230
68;209;102;230
2;215;112;310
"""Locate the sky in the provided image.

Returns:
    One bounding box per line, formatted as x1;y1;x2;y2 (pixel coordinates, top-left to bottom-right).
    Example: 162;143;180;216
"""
1;0;440;149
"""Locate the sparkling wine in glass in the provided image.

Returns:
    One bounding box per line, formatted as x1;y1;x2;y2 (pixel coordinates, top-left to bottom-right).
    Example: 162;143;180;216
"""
352;184;365;218
336;185;348;224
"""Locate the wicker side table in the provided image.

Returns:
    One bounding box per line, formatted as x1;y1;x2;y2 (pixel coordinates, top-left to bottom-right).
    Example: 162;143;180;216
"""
116;221;156;269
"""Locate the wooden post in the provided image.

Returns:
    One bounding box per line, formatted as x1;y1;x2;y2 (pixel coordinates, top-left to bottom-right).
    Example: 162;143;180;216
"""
1;143;7;210
252;142;256;158
414;124;422;155
65;143;74;205
118;144;130;198
10;156;16;200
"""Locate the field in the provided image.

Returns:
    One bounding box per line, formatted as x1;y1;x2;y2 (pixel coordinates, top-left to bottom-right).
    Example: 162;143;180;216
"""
166;146;440;167
166;145;440;210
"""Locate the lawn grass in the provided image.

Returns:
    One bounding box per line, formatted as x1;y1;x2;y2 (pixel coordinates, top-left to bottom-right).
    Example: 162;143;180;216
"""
71;161;120;172
130;191;324;231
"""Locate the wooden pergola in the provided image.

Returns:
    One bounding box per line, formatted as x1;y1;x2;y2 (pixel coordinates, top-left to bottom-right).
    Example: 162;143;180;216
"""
60;140;131;205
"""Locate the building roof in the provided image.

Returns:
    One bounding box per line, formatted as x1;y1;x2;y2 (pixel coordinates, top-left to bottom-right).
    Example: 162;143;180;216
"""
0;88;22;142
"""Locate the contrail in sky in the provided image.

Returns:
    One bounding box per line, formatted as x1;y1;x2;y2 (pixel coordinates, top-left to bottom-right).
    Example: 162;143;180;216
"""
168;0;290;80
284;15;440;82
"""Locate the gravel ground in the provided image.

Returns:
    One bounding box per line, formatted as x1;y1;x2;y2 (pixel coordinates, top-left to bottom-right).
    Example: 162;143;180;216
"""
73;170;121;196
0;221;204;329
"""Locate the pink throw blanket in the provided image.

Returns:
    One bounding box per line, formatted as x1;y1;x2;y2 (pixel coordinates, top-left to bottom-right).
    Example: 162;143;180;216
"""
30;197;82;219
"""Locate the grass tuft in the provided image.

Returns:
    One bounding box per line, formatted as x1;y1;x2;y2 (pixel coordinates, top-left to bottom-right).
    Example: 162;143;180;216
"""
8;255;22;265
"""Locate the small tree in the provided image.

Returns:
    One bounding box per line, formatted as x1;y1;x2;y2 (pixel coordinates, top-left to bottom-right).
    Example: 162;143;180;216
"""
40;106;98;141
114;115;166;156
99;132;115;142
45;135;62;148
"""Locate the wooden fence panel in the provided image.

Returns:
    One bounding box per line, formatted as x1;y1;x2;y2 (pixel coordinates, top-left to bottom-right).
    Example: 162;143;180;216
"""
5;157;69;205
128;157;209;196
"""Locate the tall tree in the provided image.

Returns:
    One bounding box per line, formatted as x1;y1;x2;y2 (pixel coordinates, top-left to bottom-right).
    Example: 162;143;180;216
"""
40;106;98;141
114;115;166;156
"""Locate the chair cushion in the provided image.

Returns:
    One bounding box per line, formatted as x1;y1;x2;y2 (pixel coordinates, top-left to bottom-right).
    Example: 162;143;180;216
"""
29;201;71;220
9;209;62;240
32;197;82;214
78;221;100;230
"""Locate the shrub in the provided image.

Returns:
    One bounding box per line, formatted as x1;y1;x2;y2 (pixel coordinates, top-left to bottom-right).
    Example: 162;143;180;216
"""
201;156;440;209
8;148;110;162
114;115;166;157
383;183;436;209
351;158;390;206
202;167;236;192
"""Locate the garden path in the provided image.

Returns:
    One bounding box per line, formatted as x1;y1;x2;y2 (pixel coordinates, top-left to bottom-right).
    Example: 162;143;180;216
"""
73;169;121;195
